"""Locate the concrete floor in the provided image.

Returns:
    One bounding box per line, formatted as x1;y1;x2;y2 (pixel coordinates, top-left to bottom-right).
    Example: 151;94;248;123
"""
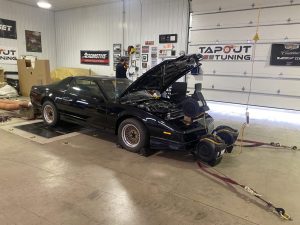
0;105;300;225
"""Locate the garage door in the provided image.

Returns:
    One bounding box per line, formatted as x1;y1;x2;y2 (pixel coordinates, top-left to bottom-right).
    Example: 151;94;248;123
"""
188;0;300;110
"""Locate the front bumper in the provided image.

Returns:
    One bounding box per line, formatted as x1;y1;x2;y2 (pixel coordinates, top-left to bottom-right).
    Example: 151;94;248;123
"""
149;115;214;151
150;136;201;151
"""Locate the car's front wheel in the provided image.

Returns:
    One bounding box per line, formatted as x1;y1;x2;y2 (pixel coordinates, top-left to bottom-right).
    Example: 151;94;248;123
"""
118;118;148;153
42;101;59;127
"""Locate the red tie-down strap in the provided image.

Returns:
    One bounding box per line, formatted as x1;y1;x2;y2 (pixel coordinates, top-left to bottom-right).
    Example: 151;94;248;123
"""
236;139;298;150
196;161;292;221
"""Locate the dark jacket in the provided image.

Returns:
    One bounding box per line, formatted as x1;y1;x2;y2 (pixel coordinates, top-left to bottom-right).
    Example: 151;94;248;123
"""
116;63;127;79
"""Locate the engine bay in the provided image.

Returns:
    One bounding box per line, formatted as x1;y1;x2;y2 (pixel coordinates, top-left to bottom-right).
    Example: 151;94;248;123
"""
136;99;183;120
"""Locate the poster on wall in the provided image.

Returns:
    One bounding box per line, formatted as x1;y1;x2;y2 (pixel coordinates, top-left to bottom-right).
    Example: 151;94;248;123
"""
135;44;141;59
270;43;300;66
80;50;110;65
151;59;157;67
0;46;18;64
145;41;154;45
151;46;157;68
151;46;157;59
142;46;149;54
25;30;42;52
113;44;122;70
0;18;17;39
142;54;148;62
113;44;121;52
198;44;253;61
159;34;177;43
142;62;147;68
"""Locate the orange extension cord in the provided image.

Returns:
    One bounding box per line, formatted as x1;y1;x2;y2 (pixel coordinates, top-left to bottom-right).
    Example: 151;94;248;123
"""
0;99;30;111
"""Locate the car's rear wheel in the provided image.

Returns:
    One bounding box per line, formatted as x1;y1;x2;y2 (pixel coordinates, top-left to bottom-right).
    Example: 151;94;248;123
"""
118;118;148;153
42;101;59;126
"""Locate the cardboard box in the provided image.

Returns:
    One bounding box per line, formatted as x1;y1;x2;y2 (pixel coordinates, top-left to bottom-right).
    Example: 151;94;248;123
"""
17;59;52;97
0;68;4;83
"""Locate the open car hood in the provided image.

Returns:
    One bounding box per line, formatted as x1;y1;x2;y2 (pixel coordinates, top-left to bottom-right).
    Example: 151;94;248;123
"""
119;54;202;98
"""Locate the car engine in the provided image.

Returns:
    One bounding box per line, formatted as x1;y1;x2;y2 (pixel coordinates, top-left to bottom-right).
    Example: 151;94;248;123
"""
137;99;183;120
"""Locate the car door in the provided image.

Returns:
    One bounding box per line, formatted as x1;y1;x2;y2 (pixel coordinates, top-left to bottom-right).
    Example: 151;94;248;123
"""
61;77;107;127
52;77;74;111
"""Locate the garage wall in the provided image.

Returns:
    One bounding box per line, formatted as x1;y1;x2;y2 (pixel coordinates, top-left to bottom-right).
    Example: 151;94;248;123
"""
188;0;300;110
54;0;189;75
124;0;189;56
0;0;56;71
54;1;124;75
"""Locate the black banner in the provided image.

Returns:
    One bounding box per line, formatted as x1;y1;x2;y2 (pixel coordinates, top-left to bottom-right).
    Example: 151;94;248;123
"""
0;18;17;39
270;43;300;66
80;50;109;65
159;34;177;43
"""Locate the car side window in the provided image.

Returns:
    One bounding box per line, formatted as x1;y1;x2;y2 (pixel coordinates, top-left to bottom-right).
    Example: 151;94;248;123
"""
57;77;72;90
72;78;104;99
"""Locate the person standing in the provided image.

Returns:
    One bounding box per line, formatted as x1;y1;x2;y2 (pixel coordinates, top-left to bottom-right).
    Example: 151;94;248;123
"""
116;58;128;79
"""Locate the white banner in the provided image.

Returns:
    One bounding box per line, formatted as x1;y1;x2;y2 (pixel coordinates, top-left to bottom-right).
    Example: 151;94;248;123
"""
0;46;18;64
198;44;253;61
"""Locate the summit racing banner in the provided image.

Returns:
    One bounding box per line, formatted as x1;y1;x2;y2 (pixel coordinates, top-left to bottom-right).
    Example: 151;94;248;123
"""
0;46;18;64
0;18;17;39
80;50;110;65
198;44;253;61
270;43;300;66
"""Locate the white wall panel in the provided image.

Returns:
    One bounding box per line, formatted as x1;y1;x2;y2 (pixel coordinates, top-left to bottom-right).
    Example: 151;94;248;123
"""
54;0;188;76
202;90;300;111
198;60;300;77
191;0;300;14
189;0;300;110
124;0;188;74
191;5;300;30
54;1;123;75
190;24;300;43
202;76;300;96
125;0;188;51
0;0;56;71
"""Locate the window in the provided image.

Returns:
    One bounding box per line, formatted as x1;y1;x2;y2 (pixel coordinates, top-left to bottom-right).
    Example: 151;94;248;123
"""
98;79;133;100
72;78;103;98
53;77;73;90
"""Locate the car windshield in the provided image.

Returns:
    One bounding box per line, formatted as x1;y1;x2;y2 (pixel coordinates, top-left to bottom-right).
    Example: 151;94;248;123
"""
99;78;153;100
98;79;134;100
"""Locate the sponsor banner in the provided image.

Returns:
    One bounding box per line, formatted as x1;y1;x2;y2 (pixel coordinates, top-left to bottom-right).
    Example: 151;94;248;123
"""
198;44;253;61
0;46;18;64
80;50;109;65
0;18;17;39
270;43;300;66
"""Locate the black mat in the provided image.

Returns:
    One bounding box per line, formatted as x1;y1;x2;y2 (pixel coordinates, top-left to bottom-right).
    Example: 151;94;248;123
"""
15;121;84;139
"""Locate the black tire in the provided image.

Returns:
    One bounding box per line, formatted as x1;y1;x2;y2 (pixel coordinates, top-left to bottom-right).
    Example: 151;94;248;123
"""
195;141;223;166
195;141;217;163
42;101;59;127
118;118;148;153
216;132;235;153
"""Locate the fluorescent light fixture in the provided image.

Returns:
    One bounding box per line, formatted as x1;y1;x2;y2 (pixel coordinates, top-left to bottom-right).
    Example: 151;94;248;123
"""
37;1;52;9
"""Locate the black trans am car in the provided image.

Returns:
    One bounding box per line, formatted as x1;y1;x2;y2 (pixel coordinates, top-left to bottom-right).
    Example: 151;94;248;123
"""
30;54;238;165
